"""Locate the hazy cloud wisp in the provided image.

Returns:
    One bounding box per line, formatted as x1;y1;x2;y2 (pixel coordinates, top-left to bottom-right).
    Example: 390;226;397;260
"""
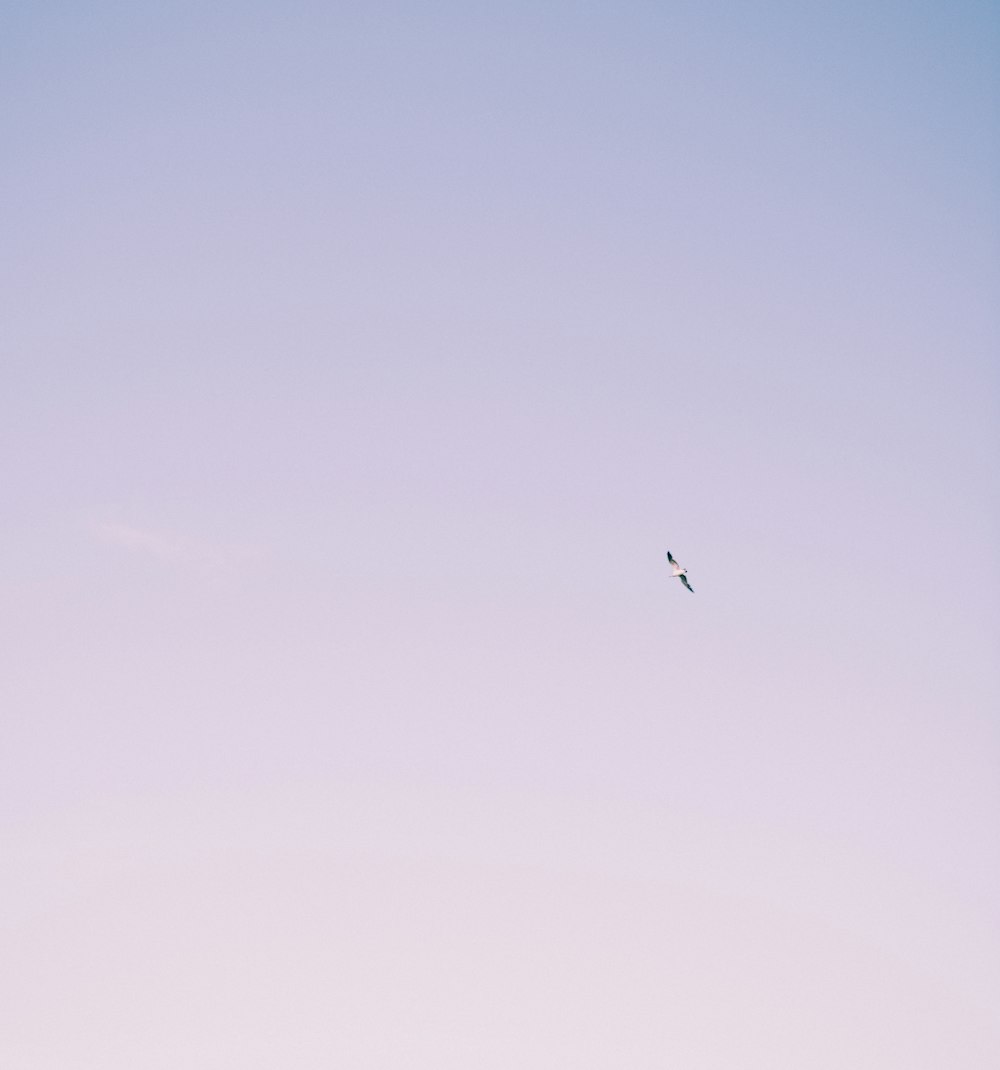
89;520;262;570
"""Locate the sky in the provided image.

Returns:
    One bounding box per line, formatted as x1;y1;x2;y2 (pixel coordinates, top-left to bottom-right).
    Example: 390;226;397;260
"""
2;2;998;1066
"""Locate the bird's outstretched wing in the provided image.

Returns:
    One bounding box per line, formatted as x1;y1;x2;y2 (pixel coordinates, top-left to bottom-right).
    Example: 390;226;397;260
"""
667;551;676;565
680;574;694;593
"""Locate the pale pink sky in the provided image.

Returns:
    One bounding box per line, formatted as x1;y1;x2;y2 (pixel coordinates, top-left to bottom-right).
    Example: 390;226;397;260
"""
3;2;998;1066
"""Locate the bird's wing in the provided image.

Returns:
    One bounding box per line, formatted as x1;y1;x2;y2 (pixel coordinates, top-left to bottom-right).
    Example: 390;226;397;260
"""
680;574;694;592
667;551;676;565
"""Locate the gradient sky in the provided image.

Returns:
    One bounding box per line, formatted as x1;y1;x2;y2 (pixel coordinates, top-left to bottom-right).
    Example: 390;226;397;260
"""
3;3;999;1066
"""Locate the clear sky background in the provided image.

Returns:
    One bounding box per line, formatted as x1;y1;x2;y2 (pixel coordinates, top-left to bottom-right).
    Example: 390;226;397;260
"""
3;2;998;1066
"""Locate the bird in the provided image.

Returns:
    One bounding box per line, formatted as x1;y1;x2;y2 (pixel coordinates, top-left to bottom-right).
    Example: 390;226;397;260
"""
667;551;694;593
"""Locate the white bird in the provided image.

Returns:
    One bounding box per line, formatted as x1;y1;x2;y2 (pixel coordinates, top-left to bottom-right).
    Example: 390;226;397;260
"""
667;551;694;593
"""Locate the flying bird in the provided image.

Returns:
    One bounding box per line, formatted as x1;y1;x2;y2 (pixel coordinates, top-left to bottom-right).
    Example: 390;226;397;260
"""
667;551;694;593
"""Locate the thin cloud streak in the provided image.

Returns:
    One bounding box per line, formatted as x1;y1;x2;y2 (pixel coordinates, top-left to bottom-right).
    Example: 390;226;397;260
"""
88;520;263;570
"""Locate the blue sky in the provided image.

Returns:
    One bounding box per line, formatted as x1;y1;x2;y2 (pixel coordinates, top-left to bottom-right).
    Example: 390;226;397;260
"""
3;3;998;1066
